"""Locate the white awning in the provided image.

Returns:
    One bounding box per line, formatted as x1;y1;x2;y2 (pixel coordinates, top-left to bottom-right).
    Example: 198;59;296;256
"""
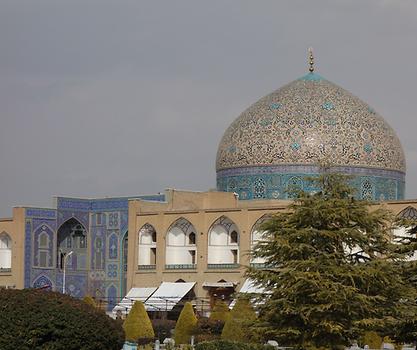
145;282;195;311
238;279;265;294
202;282;236;288
112;287;158;316
229;279;267;309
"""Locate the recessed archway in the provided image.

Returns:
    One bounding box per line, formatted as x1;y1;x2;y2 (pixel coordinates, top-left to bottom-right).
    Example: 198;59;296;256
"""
207;216;240;266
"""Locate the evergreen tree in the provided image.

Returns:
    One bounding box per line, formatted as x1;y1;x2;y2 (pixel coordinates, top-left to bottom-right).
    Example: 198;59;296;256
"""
123;301;154;343
221;297;257;342
174;302;198;344
247;173;417;349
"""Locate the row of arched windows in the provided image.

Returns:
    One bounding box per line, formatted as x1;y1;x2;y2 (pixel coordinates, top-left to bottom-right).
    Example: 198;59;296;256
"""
137;215;271;268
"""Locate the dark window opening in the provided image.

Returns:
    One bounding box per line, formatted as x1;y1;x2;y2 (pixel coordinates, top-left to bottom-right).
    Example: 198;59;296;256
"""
230;231;238;244
188;232;196;245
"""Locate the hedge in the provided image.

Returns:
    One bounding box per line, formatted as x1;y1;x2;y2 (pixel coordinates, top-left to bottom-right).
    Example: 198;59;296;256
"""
195;339;274;350
0;288;124;350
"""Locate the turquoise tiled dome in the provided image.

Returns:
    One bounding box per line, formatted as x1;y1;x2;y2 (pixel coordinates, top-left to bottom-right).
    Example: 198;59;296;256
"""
216;73;406;201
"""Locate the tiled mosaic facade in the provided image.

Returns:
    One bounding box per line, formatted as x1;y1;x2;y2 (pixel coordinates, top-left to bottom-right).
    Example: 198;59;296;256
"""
216;72;406;200
23;194;164;309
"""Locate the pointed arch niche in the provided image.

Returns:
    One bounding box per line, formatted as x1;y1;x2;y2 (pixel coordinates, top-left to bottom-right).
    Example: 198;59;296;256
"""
138;224;157;269
250;215;272;267
0;232;12;271
207;216;240;268
165;218;197;269
57;218;88;271
394;206;417;261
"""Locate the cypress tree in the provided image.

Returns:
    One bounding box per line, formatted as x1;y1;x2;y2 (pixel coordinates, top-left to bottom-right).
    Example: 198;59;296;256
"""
221;297;256;342
247;173;417;349
174;302;197;344
123;301;154;343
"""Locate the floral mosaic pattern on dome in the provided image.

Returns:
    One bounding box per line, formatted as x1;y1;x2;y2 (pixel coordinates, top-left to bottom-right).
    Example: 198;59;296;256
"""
216;73;406;173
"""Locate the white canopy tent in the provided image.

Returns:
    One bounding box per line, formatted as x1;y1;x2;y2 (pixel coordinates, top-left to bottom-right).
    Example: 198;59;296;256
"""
145;282;196;311
112;287;157;316
238;278;265;294
229;279;266;309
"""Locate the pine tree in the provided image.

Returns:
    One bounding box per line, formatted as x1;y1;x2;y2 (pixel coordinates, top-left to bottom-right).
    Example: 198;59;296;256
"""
247;173;417;349
123;301;154;343
221;297;256;342
174;302;197;344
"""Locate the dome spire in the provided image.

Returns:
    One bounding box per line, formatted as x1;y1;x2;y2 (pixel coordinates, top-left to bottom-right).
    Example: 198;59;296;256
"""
308;47;314;73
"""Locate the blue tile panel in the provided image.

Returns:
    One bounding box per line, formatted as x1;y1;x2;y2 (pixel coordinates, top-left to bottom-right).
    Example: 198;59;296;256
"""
23;194;165;305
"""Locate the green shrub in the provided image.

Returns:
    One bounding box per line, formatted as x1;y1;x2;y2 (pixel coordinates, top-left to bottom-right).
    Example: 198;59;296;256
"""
209;301;230;323
0;288;124;350
221;298;257;342
195;339;273;350
123;301;155;343
194;318;225;343
174;302;198;344
152;318;176;342
82;295;97;308
361;331;383;349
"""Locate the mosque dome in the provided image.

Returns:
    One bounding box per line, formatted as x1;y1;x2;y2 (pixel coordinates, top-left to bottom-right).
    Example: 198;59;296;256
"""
216;57;405;201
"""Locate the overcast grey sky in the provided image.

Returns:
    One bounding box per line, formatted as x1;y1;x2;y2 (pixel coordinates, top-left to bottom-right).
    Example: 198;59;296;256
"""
0;0;416;217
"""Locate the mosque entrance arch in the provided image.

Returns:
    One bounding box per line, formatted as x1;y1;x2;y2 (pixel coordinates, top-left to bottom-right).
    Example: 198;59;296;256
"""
57;218;88;271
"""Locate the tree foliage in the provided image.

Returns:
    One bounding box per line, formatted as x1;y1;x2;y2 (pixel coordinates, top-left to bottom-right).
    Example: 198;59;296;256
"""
0;288;124;350
221;298;257;342
247;173;417;349
209;300;231;323
195;339;273;350
123;301;154;342
194;318;225;343
174;302;197;344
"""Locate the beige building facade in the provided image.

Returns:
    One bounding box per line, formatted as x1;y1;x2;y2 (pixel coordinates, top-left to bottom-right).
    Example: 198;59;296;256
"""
124;189;417;308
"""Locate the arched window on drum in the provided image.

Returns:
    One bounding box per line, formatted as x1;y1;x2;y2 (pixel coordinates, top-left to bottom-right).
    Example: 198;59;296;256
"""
250;215;272;267
138;224;157;268
207;216;240;268
165;218;197;269
361;179;374;200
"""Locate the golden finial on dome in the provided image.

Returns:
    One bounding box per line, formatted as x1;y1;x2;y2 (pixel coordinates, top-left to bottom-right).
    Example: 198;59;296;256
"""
308;47;314;73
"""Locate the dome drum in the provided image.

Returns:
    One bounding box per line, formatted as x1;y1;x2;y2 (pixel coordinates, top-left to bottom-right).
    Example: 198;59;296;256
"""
217;165;405;201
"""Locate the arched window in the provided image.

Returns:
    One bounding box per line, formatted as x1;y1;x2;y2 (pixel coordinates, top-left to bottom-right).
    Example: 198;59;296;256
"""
138;224;157;267
397;206;417;221
108;233;118;260
286;176;303;199
208;216;240;266
253;178;266;199
0;232;12;270
250;215;272;266
39;232;48;248
166;218;197;267
33;224;54;268
361;179;374;200
57;218;87;270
